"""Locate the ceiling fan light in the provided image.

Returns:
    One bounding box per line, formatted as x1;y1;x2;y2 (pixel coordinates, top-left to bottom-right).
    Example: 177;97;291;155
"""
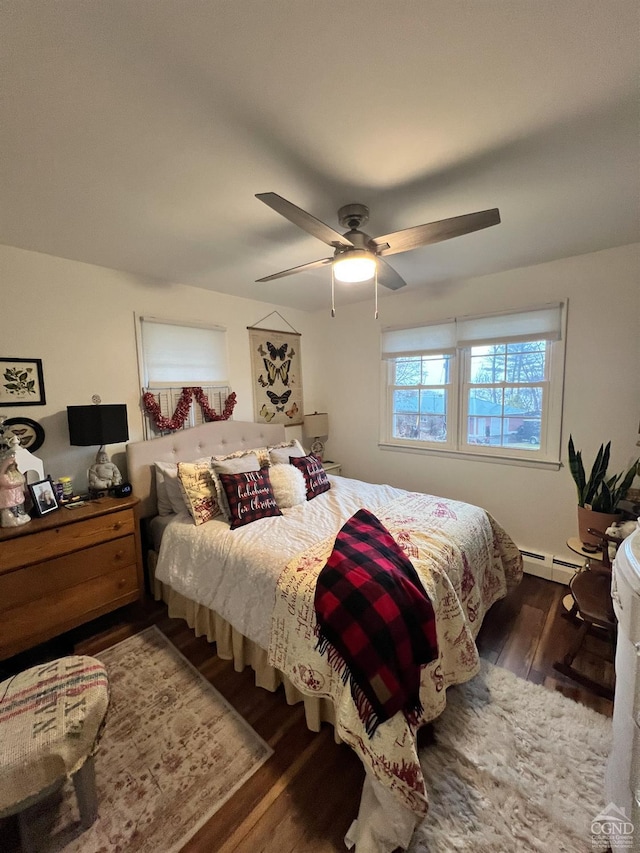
333;251;377;283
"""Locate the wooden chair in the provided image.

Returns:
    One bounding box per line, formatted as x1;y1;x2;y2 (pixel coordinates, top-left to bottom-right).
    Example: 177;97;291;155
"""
553;528;617;699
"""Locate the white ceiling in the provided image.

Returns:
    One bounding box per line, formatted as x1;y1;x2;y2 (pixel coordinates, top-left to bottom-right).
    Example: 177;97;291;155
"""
2;1;639;313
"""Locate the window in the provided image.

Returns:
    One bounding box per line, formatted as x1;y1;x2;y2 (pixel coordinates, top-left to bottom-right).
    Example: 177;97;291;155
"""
381;304;566;466
138;316;230;437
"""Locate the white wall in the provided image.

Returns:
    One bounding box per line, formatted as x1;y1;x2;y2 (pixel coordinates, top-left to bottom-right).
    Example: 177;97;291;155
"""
2;241;638;567
315;243;640;563
0;244;323;489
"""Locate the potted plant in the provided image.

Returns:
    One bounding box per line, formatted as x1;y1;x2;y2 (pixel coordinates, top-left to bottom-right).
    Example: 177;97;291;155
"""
568;435;639;547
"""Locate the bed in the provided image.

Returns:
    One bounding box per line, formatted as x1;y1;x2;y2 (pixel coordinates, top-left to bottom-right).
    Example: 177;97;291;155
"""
126;420;523;852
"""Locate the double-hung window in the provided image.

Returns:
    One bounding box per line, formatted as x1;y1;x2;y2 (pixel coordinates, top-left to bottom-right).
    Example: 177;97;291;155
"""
138;316;230;437
381;303;566;466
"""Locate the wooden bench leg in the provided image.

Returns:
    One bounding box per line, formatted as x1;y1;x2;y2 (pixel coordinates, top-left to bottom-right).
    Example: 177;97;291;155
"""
17;810;37;853
72;755;98;828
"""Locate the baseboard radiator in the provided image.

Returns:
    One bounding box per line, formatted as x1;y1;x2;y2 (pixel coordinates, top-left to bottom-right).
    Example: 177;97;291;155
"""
519;549;582;585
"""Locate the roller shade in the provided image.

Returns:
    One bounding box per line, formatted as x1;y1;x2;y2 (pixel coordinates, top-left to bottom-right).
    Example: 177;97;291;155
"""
141;319;228;386
382;304;563;358
381;321;457;359
456;304;563;347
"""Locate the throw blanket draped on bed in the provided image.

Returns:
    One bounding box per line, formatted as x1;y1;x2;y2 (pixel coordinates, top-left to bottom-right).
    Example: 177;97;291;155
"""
314;509;438;736
268;491;523;818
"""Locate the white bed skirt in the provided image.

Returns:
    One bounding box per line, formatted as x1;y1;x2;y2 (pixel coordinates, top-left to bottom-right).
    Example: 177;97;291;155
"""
156;578;342;734
151;562;420;852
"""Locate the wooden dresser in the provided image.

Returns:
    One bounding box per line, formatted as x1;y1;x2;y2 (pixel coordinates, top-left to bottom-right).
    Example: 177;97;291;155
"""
0;496;144;661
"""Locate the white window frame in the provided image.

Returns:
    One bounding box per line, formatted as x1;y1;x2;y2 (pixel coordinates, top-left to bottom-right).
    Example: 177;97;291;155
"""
379;303;567;469
385;354;458;452
136;315;231;438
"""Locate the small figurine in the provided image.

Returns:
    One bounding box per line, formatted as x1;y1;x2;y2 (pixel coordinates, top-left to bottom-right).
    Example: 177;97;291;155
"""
88;448;123;494
0;442;30;528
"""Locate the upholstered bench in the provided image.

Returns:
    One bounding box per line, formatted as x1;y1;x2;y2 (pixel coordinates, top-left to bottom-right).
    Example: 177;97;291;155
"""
0;656;109;850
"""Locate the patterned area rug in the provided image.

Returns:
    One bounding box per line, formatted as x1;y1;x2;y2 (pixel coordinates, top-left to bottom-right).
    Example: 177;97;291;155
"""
21;627;273;853
409;660;613;852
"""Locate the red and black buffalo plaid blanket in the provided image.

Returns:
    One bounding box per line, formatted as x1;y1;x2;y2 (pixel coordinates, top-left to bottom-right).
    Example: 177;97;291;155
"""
314;508;438;736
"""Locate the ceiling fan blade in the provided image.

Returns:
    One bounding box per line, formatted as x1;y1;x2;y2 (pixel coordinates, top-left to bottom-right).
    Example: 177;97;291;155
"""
373;208;501;256
256;192;354;248
376;258;407;291
256;257;333;283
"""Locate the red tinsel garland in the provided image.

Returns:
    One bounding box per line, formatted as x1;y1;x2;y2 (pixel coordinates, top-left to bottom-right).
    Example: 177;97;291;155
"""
143;387;237;431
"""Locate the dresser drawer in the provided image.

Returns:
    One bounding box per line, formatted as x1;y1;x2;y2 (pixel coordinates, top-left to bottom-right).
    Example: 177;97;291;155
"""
0;536;137;612
0;562;140;659
0;509;135;572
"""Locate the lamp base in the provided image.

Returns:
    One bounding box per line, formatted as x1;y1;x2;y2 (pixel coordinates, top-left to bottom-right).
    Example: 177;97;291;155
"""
310;438;325;460
88;487;109;500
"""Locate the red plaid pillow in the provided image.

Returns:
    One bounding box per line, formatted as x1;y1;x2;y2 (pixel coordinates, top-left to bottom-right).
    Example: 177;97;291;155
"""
289;453;331;500
218;467;282;529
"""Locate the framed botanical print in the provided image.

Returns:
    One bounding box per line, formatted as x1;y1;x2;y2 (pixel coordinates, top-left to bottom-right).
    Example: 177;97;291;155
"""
0;358;46;406
248;328;303;426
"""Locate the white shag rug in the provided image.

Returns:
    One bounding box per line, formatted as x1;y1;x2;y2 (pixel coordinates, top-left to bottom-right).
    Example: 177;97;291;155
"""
409;660;612;853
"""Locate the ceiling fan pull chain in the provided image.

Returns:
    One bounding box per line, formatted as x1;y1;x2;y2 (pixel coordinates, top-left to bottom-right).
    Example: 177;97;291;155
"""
374;266;379;320
331;267;336;317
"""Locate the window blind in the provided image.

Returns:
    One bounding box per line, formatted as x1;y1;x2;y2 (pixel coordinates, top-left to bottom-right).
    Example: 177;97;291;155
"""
456;304;563;347
141;319;228;387
382;304;562;358
381;321;457;358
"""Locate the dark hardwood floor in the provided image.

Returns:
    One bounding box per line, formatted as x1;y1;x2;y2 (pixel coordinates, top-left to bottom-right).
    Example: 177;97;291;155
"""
0;574;614;851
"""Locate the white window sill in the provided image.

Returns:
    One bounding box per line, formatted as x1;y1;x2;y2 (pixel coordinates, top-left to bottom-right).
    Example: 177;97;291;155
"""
378;441;562;471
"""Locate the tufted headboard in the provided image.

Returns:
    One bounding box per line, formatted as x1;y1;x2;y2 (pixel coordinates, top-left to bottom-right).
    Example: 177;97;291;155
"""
126;420;286;518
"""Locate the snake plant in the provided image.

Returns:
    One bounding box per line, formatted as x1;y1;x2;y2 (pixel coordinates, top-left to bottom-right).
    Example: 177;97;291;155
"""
568;435;638;512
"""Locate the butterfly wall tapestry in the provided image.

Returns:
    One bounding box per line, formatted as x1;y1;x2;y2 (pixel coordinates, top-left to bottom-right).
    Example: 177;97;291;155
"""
247;327;303;426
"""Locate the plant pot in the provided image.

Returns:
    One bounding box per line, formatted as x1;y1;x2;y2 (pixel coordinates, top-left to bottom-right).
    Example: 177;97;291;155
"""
577;505;621;549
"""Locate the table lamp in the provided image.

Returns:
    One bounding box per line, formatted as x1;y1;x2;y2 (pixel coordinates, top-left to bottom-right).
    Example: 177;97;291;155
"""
67;404;129;496
304;412;329;460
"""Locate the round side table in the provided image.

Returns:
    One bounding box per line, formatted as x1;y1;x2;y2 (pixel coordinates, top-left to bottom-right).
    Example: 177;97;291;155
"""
562;537;606;617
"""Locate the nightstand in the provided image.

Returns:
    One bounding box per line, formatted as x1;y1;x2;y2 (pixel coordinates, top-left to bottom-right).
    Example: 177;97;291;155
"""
0;496;144;660
322;460;342;475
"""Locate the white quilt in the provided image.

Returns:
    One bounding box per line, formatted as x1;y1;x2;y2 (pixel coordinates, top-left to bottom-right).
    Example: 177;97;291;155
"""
154;475;406;650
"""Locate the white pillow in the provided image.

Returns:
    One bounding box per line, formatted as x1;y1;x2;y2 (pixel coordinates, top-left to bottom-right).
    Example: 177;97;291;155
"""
268;438;306;465
155;461;186;515
154;462;174;516
269;464;307;508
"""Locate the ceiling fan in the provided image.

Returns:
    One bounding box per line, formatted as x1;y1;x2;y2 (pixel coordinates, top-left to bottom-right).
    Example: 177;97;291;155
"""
255;192;501;314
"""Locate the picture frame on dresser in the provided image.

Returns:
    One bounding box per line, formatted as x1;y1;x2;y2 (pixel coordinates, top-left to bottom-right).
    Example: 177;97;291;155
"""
28;478;59;516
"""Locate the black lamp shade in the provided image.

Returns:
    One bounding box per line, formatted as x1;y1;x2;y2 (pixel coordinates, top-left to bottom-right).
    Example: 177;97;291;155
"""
67;405;129;446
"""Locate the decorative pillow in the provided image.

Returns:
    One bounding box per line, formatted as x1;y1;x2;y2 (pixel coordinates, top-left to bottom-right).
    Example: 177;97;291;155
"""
176;460;221;525
268;464;307;508
211;453;262;521
268;438;306;465
289;453;331;501
218;467;282;530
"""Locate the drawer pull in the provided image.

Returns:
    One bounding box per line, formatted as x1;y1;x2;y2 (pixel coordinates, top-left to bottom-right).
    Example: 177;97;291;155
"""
114;550;124;561
113;521;124;531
